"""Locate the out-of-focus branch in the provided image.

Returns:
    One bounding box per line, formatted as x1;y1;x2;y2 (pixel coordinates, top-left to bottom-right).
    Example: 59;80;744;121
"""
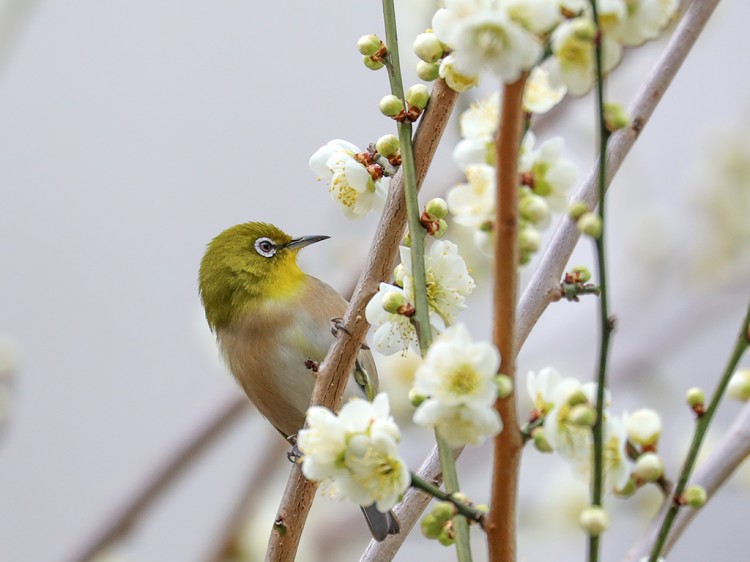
264;79;458;562
67;396;250;562
515;0;722;352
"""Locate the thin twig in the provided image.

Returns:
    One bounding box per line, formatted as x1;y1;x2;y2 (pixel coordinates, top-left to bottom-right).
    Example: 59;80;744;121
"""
67;396;250;562
487;74;527;562
265;79;458;562
515;0;722;353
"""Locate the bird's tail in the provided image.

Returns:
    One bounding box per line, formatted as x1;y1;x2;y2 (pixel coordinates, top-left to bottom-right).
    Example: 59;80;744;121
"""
361;504;401;542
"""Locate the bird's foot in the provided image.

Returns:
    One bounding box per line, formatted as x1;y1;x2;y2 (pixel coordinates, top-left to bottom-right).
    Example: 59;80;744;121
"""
304;359;319;372
330;318;370;350
286;434;303;464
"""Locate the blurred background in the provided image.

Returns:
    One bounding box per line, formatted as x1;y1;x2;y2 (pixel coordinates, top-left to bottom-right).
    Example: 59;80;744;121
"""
1;0;749;560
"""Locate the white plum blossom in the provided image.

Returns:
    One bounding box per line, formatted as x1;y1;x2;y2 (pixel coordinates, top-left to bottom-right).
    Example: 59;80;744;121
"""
298;394;410;512
400;241;476;326
504;0;562;33
543;376;592;461
600;414;632;491
447;164;496;229
309;140;388;219
519;131;577;211
412;324;502;447
452;92;500;171
623;408;662;445
523;63;567;114
613;0;678;46
526;366;565;415
432;0;543;83
439;54;480;93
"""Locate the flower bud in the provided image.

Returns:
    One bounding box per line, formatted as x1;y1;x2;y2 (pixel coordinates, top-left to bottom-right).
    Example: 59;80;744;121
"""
382;290;407;314
421;513;442;539
519;227;542;254
727;369;750;402
439;55;479;93
604;102;630;132
451;492;471;505
568;200;589;221
614;477;637;498
577;212;602;238
413;32;444;63
519;194;550;224
532;427;553;453
686;387;705;408
684;485;707;508
567;388;589;407
495;374;513;399
431;501;455;523
363;56;385;71
624;409;661;447
569;404;597;427
437;527;455;546
571;265;591;283
425;197;449;219
579;506;609;536
375;134;400;158
358;35;382;56
416;60;440;81
409;388;427;407
406;84;430;110
393;263;406;286
634;452;664;482
434;219;448;238
380;95;404;117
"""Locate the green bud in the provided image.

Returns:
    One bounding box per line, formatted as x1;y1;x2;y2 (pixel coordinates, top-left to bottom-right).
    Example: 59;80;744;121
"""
413;32;444;63
519;227;541;254
573;20;597;42
416;60;440;82
475;504;489;514
380;95;404;117
437;527;455;546
402;231;411;247
567;389;589;407
727;369;750;402
375;134;400;158
568;200;589;221
571;265;592;283
358;35;382;56
431;501;455;523
532;427;553;453
421;513;442;539
406;84;430;110
519;194;550;224
381;290;406;314
684;485;707;508
634;452;664;482
451;492;471;505
393;263;406;286
614;477;637;498
577;212;602;238
604;102;630;132
363;55;384;71
495;374;513;399
569;404;597;427
434;219;448;238
686;387;705;408
425;197;449;219
579;506;609;536
408;388;427;407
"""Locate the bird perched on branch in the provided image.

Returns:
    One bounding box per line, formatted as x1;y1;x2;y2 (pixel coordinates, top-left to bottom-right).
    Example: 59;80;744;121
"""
199;221;400;541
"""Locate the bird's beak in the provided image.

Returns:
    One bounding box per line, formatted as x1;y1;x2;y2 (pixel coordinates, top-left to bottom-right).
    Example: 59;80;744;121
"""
284;235;330;251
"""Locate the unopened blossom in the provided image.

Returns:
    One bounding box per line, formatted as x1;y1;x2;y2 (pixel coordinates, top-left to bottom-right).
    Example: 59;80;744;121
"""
298;394;410;511
439;54;480;92
400;241;476;326
523;63;567;114
412;324;502;447
309;140;388;219
432;1;543;82
623;408;662;446
447;164;496;229
727;369;750;402
519;131;577;211
547;17;623;96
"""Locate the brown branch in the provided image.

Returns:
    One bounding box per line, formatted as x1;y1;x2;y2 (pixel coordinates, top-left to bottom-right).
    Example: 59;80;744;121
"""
487;75;527;562
67;396;250;562
264;79;459;562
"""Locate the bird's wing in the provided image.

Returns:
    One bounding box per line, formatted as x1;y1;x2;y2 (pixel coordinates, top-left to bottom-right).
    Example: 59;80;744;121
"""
355;349;379;401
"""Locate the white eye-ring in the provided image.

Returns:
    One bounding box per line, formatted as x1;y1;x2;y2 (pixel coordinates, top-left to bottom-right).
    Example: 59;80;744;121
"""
254;237;277;258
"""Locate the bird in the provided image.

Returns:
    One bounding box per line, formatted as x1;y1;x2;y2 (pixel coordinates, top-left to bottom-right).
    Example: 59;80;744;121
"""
198;221;400;542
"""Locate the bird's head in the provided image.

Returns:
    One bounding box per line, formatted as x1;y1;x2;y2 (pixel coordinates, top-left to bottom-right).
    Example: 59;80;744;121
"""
199;222;329;330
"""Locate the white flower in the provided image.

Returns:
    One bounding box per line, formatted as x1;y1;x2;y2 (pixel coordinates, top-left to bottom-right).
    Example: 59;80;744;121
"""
452;92;500;171
613;0;678;46
519;131;577;211
601;414;631;491
728;369;750;402
309;140;388;219
433;1;543;82
299;394;410;511
543;377;591;461
366;283;427;355
505;0;562;33
438;54;480;92
526;366;565;415
412;324;502;446
623;408;662;445
523;63;567;114
400;241;476;326
447;164;496;229
547;17;622;96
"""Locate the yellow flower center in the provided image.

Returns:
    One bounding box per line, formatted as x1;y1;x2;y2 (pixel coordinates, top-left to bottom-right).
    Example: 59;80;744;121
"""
445;363;480;396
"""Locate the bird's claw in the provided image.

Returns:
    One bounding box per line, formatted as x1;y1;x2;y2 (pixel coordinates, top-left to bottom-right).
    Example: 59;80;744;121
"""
330;318;370;350
286;434;303;464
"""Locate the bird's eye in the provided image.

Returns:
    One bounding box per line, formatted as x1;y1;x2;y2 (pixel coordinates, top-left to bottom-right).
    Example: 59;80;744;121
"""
254;237;277;258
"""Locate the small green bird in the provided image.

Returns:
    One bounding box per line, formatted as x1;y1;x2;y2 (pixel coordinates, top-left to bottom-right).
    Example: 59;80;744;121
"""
199;221;400;541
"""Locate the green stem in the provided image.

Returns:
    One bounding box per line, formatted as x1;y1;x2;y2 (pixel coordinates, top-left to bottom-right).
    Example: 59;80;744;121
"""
381;2;469;560
587;3;613;562
410;473;486;525
647;302;750;562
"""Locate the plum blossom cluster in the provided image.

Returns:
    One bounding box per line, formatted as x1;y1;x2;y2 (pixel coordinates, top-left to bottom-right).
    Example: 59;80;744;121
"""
447;94;576;261
414;0;677;95
411;324;503;447
298;393;410;512
365;240;475;355
527;367;665;494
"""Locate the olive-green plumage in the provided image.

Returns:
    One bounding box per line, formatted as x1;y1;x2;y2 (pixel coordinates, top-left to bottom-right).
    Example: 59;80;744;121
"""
198;221;399;541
